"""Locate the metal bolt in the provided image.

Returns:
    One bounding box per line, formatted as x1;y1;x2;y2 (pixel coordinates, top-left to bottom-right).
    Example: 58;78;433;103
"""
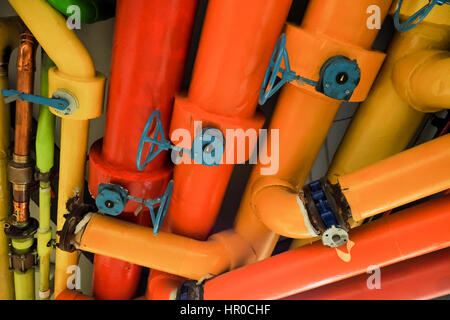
105;200;114;208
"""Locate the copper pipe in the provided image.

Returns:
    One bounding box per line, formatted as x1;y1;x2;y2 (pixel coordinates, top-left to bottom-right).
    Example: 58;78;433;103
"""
10;29;36;224
14;29;36;157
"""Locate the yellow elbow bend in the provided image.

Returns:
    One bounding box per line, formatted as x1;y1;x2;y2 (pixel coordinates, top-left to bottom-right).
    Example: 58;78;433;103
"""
8;0;95;78
392;49;450;112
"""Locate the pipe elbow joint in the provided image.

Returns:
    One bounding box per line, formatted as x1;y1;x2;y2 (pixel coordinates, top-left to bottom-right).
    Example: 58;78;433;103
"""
392;49;450;113
250;177;318;239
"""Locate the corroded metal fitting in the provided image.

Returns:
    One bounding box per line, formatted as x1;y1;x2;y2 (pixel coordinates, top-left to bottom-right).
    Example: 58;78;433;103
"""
34;168;52;183
8;154;33;185
8;242;37;273
176;280;205;300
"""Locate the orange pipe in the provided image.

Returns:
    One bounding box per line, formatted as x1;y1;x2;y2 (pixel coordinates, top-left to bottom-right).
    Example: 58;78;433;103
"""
284;248;450;300
78;214;255;281
146;270;183;300
234;0;392;258
204;194;450;300
341;134;450;222
166;0;292;240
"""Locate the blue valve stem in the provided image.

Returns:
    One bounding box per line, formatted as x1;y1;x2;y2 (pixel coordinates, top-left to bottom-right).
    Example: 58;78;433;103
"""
1;89;69;111
394;0;448;32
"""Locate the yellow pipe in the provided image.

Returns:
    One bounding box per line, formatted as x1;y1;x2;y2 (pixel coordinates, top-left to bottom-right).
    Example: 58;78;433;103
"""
54;119;89;294
340;134;450;222
0;16;23;301
8;0;106;297
327;23;450;186
392;49;450;111
292;2;450;249
327;3;450;184
78;214;256;281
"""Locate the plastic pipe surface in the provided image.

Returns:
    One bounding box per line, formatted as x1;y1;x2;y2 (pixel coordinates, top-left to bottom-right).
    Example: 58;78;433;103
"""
341;134;450;221
392;49;450;111
284;248;450;300
204;194;450;300
78;214;255;281
327;14;450;185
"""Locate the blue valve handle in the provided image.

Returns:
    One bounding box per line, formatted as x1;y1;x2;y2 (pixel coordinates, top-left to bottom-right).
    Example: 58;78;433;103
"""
136;110;189;171
1;89;69;111
96;181;174;236
394;0;449;32
259;34;318;105
137;110;223;170
129;180;174;235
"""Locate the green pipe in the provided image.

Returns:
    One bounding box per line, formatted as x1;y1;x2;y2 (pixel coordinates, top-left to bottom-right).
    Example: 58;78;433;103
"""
36;52;55;300
46;0;116;23
12;238;35;300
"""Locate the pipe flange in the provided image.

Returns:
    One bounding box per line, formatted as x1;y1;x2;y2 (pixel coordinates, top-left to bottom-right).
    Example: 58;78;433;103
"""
4;217;38;239
57;203;96;253
51;89;78;116
322;226;349;248
176;280;204;300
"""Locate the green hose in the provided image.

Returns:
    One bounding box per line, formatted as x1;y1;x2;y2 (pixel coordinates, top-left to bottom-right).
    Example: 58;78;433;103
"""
47;0;116;23
36;52;55;300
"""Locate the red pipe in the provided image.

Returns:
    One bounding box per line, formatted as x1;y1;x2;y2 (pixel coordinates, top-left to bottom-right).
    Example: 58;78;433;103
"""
88;0;198;299
203;195;450;300
146;0;292;298
283;248;450;300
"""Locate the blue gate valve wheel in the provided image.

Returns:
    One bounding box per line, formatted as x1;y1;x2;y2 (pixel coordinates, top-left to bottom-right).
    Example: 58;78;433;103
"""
317;56;361;101
150;180;174;235
259;34;318;105
137;110;225;170
394;0;449;33
136;109;172;171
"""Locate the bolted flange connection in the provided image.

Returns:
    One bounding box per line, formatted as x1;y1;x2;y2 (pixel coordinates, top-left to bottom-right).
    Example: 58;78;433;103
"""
301;178;351;248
